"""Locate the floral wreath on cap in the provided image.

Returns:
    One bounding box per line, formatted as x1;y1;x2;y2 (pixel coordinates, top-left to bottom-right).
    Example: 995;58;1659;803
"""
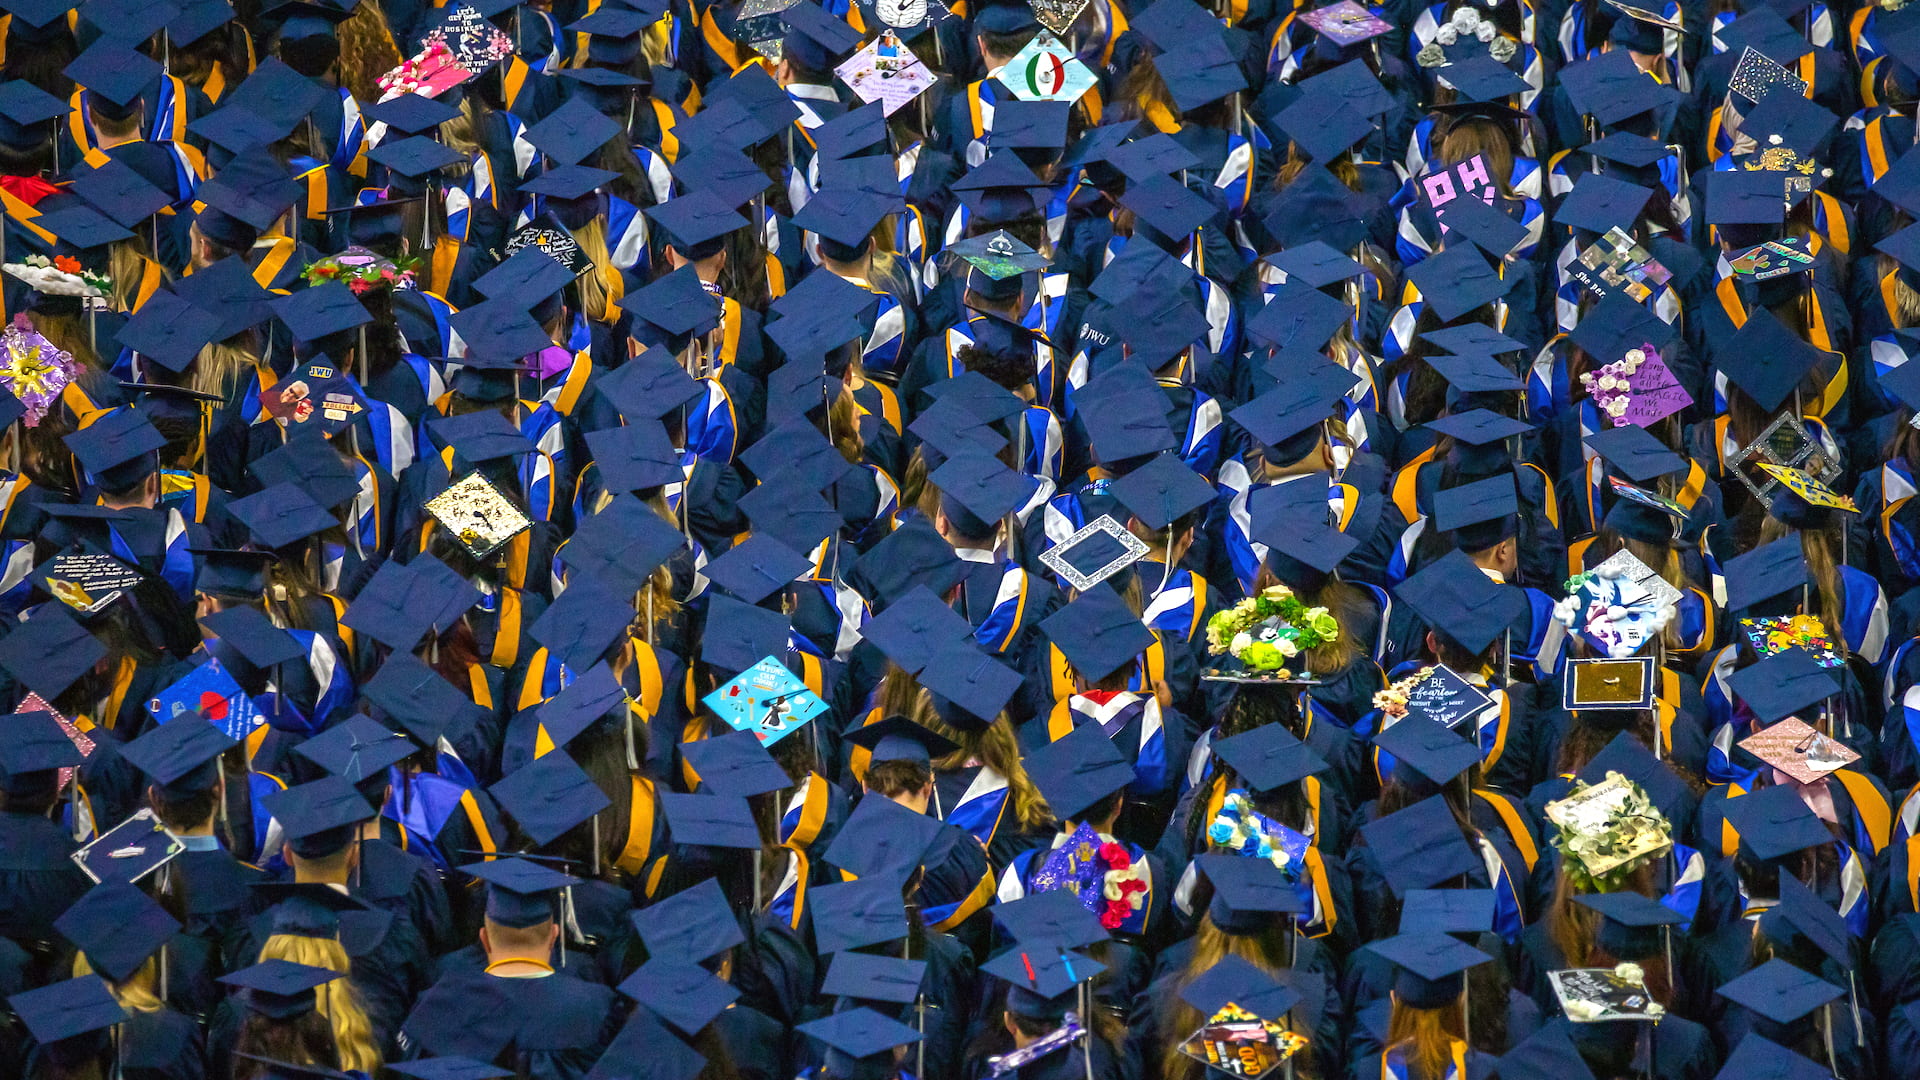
1372;665;1436;718
1417;7;1517;66
1207;789;1312;877
1546;770;1672;893
1203;584;1339;680
1030;822;1149;929
0;314;79;427
4;254;111;298
301;246;420;294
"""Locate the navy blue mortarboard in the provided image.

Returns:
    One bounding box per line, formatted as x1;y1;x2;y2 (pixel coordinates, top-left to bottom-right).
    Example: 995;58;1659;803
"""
591;1010;707;1080
623;265;723;339
196;157;303;233
464;857;580;928
932;451;1037;525
1156;38;1246;111
1228;362;1358;451
491;749;613;845
1726;647;1838;724
857;587;973;676
224;58;329;131
121;715;235;795
266;776;374;857
1723;782;1834;861
630;877;746;960
1211;723;1328;792
700;532;809;604
523;663;626;755
1722;535;1808;611
797;1007;923;1077
594;350;705;420
1198;854;1306;934
1428;351;1524;394
699;593;792;676
809;102;889;161
517;164;619;201
228;483;336;549
528;584;635;674
0;0;81;29
32;203;132;250
738;481;840;553
56;882;181;982
680;730;790;798
65;406;165;489
1363;932;1490;1007
1022;719;1135;821
1110;452;1214;530
1567;290;1676;364
1559;47;1677;125
1109;133;1202;181
188;104;287;155
1557;171;1654;235
1391;549;1525;655
1264;240;1363;289
1433;473;1519;549
159;258;272;340
951;152;1050;214
661;791;760;849
1130;0;1221;50
271;283;371;344
69;159;171;229
199;604;304;668
919;641;1023;730
791;184;900;251
7;976;128;1043
1879;221;1920;273
972;0;1040;32
1261;163;1369;250
1375;718;1483;786
220;960;342;1019
248;436;359;512
1424;409;1530;452
1720;8;1812;62
843;715;959;765
1404;243;1513;321
447;301;551;366
65;41;160;108
1178;953;1300;1021
1706;168;1789;226
428;409;536;464
1712;1035;1830;1080
823;795;944;878
0;79;68;129
822;952;928;1005
115;291;221;373
1275;85;1376;161
361;93;461;134
1720;308;1826;412
780;0;862;67
645;192;749;258
1716;958;1843;1024
524;96;622;165
367;136;464;179
291;715;414;785
1246;478;1356;575
0;609;106;700
992;887;1110;950
339;556;479;651
618;955;741;1035
1585;131;1671;169
1400;889;1496;935
981;947;1104;1021
1435;54;1530;102
1041;583;1154;681
1583;424;1686;482
360;651;489;748
809;874;910;952
1117;174;1217;242
1498;1026;1597;1080
584;419;680;493
1432;191;1529;258
1246;283;1350;353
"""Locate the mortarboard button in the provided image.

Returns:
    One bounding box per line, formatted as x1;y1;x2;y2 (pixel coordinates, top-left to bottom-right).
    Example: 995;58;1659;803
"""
291;715;415;785
1362;932;1491;1006
114;291;221;373
524;96;623;166
660;790;760;849
1725;646;1838;724
1210;723;1328;793
1722;535;1809;611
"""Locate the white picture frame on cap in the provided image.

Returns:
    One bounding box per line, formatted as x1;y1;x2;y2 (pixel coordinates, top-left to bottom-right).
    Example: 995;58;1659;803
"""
1039;514;1148;592
1731;412;1839;510
72;807;184;885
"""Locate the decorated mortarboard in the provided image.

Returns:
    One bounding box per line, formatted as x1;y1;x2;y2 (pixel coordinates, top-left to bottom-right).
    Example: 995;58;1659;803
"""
1737;716;1859;786
69;807;185;886
56;881;180;981
37;552;140;618
1390;549;1525;655
1544;770;1672;886
1582;424;1685;482
1300;0;1391;43
259;357;369;437
1755;463;1856;511
1001;31;1097;104
1726;236;1818;281
1561;655;1657;711
1403;243;1513;320
490;749;612;845
945;229;1049;280
1556;550;1681;659
618;956;742;1036
422;472;533;558
1374;664;1495;732
823;794;945;878
808;874;912;952
1548;964;1665;1023
0;606;107;699
1359;795;1480;895
6;975;128;1043
833;30;935;116
701;655;827;746
292;714;415;784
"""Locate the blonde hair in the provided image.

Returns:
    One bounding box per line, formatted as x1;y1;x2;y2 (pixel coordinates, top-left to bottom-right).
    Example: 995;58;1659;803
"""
258;934;382;1074
1384;998;1465;1080
189;340;263;401
73;952;165;1014
437;99;483;175
571;219;619;323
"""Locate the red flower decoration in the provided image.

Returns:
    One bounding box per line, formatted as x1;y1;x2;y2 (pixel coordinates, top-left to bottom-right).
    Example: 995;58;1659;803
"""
1099;842;1131;870
52;256;79;274
1099;900;1129;928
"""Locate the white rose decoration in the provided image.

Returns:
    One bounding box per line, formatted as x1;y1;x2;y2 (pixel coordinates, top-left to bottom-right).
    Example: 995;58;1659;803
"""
1274;637;1299;658
1490;36;1516;60
1436;25;1458;43
1231;631;1253;653
1475;21;1495;40
1607;398;1630;416
1624;349;1646;364
1103;880;1124;900
1614;963;1645;983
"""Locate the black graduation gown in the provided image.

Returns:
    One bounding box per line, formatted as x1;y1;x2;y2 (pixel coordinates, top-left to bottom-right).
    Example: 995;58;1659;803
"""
0;809;89;947
356;836;457;957
400;970;621;1080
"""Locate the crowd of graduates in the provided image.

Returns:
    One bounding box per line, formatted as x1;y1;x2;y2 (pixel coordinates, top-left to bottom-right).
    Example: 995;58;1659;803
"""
13;0;1920;1074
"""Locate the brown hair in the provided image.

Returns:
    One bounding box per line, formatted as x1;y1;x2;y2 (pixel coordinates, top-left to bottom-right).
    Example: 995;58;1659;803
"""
337;0;406;103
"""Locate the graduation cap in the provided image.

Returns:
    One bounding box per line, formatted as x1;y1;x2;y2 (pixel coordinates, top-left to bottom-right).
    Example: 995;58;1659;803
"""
464;857;581;928
360;651;490;748
1156;36;1247;111
1391;549;1525;655
1245;478;1357;575
189;103;288;155
1264;240;1363;289
291;714;415;785
199;604;305;669
1245;282;1350;352
368;136;465;180
791;184;900;250
583;420;680;495
1432;473;1519;550
196;157;304;234
918;641;1022;730
1228;362;1358;452
1404;243;1512;321
1425;408;1530;451
1022;720;1135;821
65;406;166;490
1726;646;1838;724
560;498;685;596
809;874;911;952
821;952;928;1006
1716;957;1842;1024
1433;191;1529;258
1434;54;1530;103
1584;131;1672;169
528;583;638;672
0;0;82;29
981;948;1105;1020
1210;723;1328;793
594;350;705;421
0;607;106;700
1571;890;1683;959
248;435;359;511
524;97;622;165
361;92;461;134
1558;48;1676;126
951;152;1050;214
1118;174;1218;242
228;483;336;549
518;164;619;201
115;291;221;373
992;886;1111;950
1567;290;1676;364
591;1010;707;1080
1275;85;1378;162
623;265;723;341
1427;351;1523;394
619;956;742;1036
1040;582;1154;681
65;41;161;108
271;283;372;345
447;302;552;366
6;976;128;1043
1557;172;1655;235
266;776;375;856
220;960;343;1019
339;555;479;651
856;587;972;677
1719;308;1825;412
56;882;181;981
0;79;69;129
699;593;794;677
796;1007;924;1076
629;876;745;961
120;715;236;796
1197;854;1306;934
779;0;862;66
68;159;172;229
428;409;537;464
680;729;791;798
823;794;945;878
661;790;761;850
1362;932;1490;1007
644;192;750;260
1722;535;1808;611
945;229;1050;280
1706;168;1789;227
1712;1035;1830;1080
1400;888;1496;935
1374;718;1483;787
1723;782;1835;862
700;532;811;605
1261;163;1369;250
1109;452;1214;531
1583;424;1686;482
225;58;331;131
1498;1026;1597;1080
491;749;612;845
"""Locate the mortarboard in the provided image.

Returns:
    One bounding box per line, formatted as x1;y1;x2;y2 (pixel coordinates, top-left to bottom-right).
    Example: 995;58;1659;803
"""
1211;723;1328;793
645;192;750;256
699;594;793;676
796;1007;924;1071
524;664;627;755
367;136;465;179
227;483;336;549
622;264;723;339
591;1010;707;1080
120;715;235;793
1374;718;1483;786
1705;168;1789;226
1228;362;1358;449
464;857;581;928
823;795;945;878
0;0;82;29
385;1060;515;1080
360;92;461;134
1155;38;1247;111
1391;549;1526;655
360;651;488;748
1261;163;1369;251
199;604;304;668
1568;290;1676;363
195;158;304;234
661;791;761;849
1585;131;1671;169
950;153;1050;214
584;420;681;493
809;874;911;952
68;159;171;229
1040;583;1154;681
1428;351;1524;394
65;42;160;107
1022;720;1135;821
980;948;1105;1020
247;435;362;512
630;877;746;960
809;102;889;161
700;532;809;604
530;573;634;665
339;556;480;651
1359;794;1484;895
1572;889;1684;931
1117;174;1217;242
266;776;374;851
1716;958;1843;1024
779;0;862;62
271;283;371;344
1108;133;1203;180
490;749;612;846
1583;424;1686;482
1719;308;1825;411
429;409;538;463
56;882;181;982
114;291;221;373
1264;240;1363;289
0;608;106;700
1722;536;1808;611
1725;647;1838;724
1557;172;1654;235
822;951;928;1005
843;714;959;765
1109;452;1214;530
65;406;166;488
7;975;128;1043
1275;84;1376;161
447;302;552;365
1434;54;1530;102
1498;1026;1597;1080
1400;889;1496;936
1403;243;1513;321
1197;854;1306;933
1246;478;1357;574
1766;873;1852;969
1712;1035;1830;1080
618;956;741;1035
1423;409;1531;449
1432;191;1529;258
524;97;622;165
1432;473;1519;547
857;587;973;676
992;887;1111;950
1723;782;1835;861
1558;48;1677;126
918;641;1023;729
1177;953;1301;1020
290;714;415;785
680;729;791;798
0;79;69;128
990;99;1070;150
1363;932;1490;1007
220;960;342;1019
737;481;841;554
594;350;705;420
931;452;1037;525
